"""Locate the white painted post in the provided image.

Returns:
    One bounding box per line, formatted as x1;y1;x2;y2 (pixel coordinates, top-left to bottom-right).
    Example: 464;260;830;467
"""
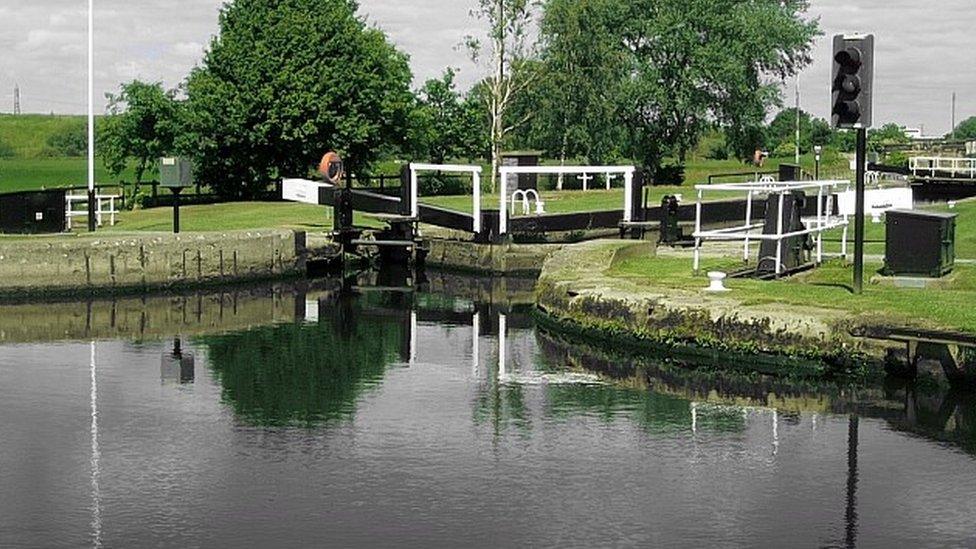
743;190;754;262
472;311;480;376
499;167;508;235
473;171;481;235
409;310;418;365
623;170;634;223
693;189;703;273
410;169;419;219
775;192;785;276
816;186;824;264
605;173;617;190
87;0;95;232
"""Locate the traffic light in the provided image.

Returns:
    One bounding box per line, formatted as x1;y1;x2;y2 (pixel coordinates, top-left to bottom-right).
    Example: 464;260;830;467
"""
831;34;874;129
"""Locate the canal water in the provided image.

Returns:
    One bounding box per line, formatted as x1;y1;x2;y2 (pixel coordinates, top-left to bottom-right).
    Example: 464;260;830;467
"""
1;275;975;548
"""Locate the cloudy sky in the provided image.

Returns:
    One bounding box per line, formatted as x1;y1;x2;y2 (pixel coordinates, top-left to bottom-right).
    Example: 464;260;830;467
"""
0;0;972;135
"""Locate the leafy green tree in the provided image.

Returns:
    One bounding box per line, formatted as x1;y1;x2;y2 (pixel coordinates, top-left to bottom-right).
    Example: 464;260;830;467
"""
466;0;538;191
616;0;817;174
952;116;976;140
414;68;484;164
766;108;832;157
524;0;628;167
182;0;415;198
868;123;910;152
98;81;181;184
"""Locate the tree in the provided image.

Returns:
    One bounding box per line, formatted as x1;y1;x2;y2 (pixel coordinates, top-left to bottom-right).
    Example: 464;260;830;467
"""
466;0;538;191
868;123;910;153
414;69;484;164
616;0;819;174
765;108;832;157
182;0;415;198
98;81;181;184
524;0;628;170
953;116;976;140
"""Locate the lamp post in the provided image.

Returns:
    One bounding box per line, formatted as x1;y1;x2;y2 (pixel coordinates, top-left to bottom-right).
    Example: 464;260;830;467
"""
87;0;96;232
814;145;823;180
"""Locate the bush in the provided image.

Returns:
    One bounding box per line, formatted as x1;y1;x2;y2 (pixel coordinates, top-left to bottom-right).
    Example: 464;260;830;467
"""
418;173;470;196
704;140;730;160
0;137;14;158
772;141;796;158
45;123;88;156
653;163;685;186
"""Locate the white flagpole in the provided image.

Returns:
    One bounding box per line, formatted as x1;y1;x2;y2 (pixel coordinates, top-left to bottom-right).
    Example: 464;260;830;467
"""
87;0;96;231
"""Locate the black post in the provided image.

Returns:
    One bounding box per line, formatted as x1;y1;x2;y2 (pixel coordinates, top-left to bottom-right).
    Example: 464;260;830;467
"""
853;128;867;294
87;187;97;232
172;188;183;234
844;414;860;549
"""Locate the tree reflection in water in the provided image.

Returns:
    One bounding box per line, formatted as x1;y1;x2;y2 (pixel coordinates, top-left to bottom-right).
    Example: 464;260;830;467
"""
202;292;409;427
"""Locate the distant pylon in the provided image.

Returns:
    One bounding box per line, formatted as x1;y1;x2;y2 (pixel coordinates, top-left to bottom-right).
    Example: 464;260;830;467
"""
13;84;21;115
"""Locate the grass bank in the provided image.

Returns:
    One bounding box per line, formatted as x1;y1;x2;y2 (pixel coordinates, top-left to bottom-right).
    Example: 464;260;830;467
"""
535;240;976;383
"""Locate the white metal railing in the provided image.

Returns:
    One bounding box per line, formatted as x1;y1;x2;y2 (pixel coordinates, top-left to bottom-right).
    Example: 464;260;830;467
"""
498;165;636;235
410;163;483;234
510;189;545;216
66;193;120;230
692;179;852;276
909;157;976;179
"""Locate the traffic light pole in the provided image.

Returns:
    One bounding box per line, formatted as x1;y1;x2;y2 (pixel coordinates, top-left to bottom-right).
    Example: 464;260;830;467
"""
853;128;867;294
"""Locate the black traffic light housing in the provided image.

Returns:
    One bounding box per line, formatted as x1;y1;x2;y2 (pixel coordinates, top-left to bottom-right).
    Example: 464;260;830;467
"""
832;34;874;129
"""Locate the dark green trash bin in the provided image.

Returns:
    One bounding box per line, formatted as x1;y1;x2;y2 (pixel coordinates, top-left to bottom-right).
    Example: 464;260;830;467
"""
883;210;956;278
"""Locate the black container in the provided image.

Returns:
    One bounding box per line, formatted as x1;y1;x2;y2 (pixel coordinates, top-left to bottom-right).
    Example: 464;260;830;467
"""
0;190;66;234
778;163;803;182
884;210;957;277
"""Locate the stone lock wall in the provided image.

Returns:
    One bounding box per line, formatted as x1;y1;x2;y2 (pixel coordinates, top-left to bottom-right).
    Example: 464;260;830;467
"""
0;230;306;297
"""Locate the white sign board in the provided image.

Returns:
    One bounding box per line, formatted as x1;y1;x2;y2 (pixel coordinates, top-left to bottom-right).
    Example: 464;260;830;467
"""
837;187;914;221
282;178;329;205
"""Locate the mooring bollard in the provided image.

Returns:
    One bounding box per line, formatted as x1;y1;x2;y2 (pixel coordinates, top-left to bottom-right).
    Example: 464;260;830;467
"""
706;271;730;292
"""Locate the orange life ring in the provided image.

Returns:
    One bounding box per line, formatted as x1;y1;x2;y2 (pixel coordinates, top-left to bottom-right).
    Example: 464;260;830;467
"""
318;152;345;186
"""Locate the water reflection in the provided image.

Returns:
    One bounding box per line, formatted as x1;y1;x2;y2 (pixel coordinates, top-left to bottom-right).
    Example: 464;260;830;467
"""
202;291;409;427
3;277;976;546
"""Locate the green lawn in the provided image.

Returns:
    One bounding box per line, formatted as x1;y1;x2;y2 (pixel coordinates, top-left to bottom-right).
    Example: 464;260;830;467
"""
95;201;386;233
821;200;976;259
609;253;976;333
423;187;744;214
0;114;86;158
0;157;137;193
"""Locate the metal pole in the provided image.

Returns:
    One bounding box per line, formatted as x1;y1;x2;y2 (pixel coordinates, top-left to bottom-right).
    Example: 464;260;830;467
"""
794;78;801;165
853;128;867;294
951;92;956;140
172;188;182;234
743;190;753;262
87;0;96;232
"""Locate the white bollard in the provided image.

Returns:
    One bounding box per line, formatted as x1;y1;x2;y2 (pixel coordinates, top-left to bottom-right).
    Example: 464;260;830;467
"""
706;271;730;293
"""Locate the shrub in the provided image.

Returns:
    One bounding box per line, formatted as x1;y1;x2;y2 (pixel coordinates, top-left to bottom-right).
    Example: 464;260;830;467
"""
45;123;88;156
